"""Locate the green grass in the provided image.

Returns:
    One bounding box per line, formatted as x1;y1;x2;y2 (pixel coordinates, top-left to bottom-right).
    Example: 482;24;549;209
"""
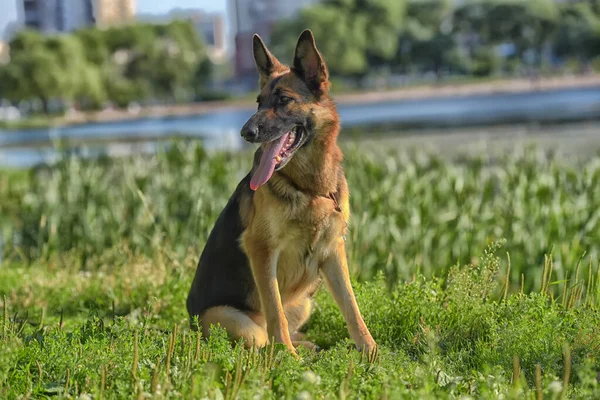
0;115;63;130
2;141;600;290
1;140;600;398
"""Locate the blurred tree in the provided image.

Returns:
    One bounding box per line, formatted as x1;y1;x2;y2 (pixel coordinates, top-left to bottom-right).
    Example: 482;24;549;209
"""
123;21;207;102
3;0;597;111
4;48;65;112
455;0;559;71
1;21;213;112
6;29;101;111
76;64;107;110
554;0;600;64
193;57;214;95
8;29;45;54
105;71;143;108
0;64;20;102
75;28;110;66
358;0;407;64
471;46;502;76
45;35;89;107
271;0;406;80
396;0;457;77
103;23;156;53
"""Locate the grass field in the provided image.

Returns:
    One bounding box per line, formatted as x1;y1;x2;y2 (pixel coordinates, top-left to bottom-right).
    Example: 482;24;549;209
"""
1;139;600;399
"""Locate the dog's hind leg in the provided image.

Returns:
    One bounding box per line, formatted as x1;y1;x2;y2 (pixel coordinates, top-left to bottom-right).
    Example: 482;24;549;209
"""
201;306;268;348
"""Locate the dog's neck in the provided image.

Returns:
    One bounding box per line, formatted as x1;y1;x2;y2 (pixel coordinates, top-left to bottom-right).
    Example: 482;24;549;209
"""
270;124;342;200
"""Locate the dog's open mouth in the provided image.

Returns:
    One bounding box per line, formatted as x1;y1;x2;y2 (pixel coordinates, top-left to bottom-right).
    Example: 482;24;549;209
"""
250;127;304;191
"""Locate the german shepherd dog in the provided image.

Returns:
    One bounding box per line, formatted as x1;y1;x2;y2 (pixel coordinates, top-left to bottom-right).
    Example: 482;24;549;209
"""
187;30;377;357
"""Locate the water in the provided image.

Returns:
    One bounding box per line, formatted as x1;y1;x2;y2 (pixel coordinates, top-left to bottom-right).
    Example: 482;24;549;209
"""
1;86;599;168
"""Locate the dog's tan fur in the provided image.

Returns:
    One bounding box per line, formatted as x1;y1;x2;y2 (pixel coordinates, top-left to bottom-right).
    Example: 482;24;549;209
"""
188;30;376;357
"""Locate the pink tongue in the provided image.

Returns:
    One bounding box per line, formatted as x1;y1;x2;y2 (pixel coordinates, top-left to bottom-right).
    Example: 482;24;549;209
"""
250;133;290;191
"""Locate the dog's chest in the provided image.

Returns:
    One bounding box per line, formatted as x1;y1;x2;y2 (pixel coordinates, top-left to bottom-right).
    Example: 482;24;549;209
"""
272;197;347;300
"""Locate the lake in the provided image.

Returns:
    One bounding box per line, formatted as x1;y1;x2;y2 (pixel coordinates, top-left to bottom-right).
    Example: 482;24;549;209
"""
1;86;599;168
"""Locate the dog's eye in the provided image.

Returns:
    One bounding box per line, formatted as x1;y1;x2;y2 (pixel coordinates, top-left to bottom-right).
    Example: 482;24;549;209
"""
279;96;293;105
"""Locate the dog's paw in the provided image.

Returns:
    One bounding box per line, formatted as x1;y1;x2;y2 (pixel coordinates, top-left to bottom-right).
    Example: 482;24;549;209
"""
358;342;379;363
293;340;321;352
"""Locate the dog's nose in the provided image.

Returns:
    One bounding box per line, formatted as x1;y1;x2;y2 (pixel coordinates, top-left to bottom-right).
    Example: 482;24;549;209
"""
241;123;259;142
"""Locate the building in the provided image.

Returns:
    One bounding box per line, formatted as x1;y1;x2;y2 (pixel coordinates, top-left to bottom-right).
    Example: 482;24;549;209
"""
22;0;55;32
94;0;136;27
14;0;133;35
20;0;95;33
229;0;319;81
189;13;227;62
138;10;228;63
61;0;95;31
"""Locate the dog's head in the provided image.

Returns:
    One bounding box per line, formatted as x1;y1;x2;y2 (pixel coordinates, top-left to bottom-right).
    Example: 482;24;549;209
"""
241;30;337;191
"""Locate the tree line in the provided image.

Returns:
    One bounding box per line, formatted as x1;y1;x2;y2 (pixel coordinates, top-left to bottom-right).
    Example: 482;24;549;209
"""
0;20;212;113
1;0;600;114
271;0;600;82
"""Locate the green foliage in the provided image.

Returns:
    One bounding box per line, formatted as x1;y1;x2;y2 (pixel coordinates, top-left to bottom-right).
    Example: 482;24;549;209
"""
272;0;600;79
3;142;600;298
471;46;502;76
1;240;599;398
272;0;407;77
2;143;600;397
4;0;600;107
554;0;600;62
1;30;67;112
46;35;91;107
396;0;457;75
2;21;212;111
271;5;367;77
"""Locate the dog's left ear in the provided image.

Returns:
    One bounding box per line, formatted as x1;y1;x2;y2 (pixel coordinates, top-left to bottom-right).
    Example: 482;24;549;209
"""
293;30;329;95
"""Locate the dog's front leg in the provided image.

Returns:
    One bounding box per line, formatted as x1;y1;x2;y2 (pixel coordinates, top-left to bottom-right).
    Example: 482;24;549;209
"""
245;240;296;355
321;239;377;355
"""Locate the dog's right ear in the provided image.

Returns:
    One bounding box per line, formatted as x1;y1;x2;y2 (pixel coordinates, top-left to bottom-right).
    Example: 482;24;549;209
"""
253;34;283;89
293;30;329;96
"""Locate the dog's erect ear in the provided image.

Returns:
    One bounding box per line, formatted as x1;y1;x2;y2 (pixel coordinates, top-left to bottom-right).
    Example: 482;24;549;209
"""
293;29;329;95
253;34;283;88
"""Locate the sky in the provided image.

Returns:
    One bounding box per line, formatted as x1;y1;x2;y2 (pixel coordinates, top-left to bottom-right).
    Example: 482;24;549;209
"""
138;0;232;50
0;0;229;40
138;0;227;15
0;1;19;40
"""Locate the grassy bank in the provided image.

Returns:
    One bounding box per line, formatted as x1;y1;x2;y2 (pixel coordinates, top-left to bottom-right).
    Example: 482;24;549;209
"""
1;139;600;398
2;141;600;288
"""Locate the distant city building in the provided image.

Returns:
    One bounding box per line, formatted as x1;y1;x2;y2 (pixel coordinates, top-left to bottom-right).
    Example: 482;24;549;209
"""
190;13;227;62
20;0;95;33
21;0;57;32
63;0;95;31
13;0;133;35
230;0;320;81
94;0;136;27
138;10;228;63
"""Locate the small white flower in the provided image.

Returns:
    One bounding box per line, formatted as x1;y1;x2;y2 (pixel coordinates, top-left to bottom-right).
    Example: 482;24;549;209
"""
548;380;563;393
302;370;321;385
296;390;312;400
